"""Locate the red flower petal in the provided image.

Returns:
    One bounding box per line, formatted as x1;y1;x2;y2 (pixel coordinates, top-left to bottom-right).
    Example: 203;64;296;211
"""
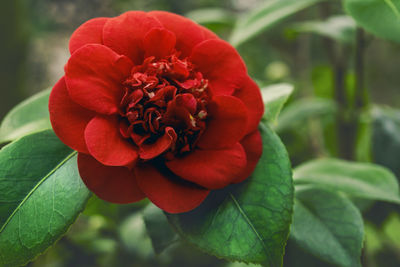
78;153;145;204
49;77;95;153
149;11;211;57
190;39;247;96
103;11;162;64
135;164;210;213
197;95;248;150
69;17;108;54
166;143;247;189
234;130;263;183
139;127;177;160
85;115;138;166
143;28;176;59
65;44;133;115
233;76;264;134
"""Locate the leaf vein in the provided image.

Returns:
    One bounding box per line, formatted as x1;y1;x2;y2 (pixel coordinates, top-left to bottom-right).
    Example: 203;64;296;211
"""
0;151;77;234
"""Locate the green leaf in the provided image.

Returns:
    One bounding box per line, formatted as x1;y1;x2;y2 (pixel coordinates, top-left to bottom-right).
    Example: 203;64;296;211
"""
344;0;400;42
291;186;363;267
261;83;294;123
167;123;294;266
290;15;356;44
119;213;154;258
143;204;178;254
372;106;400;177
185;8;236;26
230;0;327;47
0;130;90;266
383;213;400;247
0;89;51;144
275;98;337;132
293;158;400;204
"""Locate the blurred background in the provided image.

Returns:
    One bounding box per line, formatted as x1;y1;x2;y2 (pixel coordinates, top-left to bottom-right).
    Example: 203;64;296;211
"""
1;0;400;266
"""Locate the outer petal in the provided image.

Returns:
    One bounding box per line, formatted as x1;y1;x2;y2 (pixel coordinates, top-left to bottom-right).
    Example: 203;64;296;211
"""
197;95;248;150
65;44;133;115
49;77;95;153
139;127;177;160
166;143;247;189
103;11;162;64
135;164;210;213
143;28;176;59
69;17;108;54
78;153;145;203
234;130;263;183
149;11;212;58
190;39;247;95
85;115;138;166
233;76;264;134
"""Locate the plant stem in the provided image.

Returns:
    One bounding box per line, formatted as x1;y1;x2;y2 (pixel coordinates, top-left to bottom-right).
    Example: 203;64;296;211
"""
333;46;355;160
355;28;367;109
319;2;355;160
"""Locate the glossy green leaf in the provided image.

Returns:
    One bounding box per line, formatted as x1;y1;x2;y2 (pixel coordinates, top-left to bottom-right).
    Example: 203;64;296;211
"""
372;106;400;177
261;83;294;123
230;0;326;47
143;204;178;254
0;130;91;266
291;15;356;44
344;0;400;43
291;186;363;267
293;158;400;204
276;98;337;132
0;89;51;144
167;123;294;266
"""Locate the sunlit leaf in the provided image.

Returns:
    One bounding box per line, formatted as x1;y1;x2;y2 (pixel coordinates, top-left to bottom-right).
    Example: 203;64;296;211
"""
186;8;236;26
119;213;154;258
261;83;294;123
293;158;400;204
230;0;327;47
290;15;356;44
0;89;51;144
276;98;337;132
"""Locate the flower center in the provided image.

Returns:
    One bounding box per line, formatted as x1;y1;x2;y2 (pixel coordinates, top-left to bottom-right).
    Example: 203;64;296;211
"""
119;54;210;158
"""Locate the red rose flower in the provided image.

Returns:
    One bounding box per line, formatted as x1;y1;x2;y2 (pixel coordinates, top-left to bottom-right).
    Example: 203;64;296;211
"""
49;11;264;213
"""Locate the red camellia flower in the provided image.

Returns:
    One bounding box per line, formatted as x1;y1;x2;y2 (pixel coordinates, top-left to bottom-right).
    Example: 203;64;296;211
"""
49;11;264;213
